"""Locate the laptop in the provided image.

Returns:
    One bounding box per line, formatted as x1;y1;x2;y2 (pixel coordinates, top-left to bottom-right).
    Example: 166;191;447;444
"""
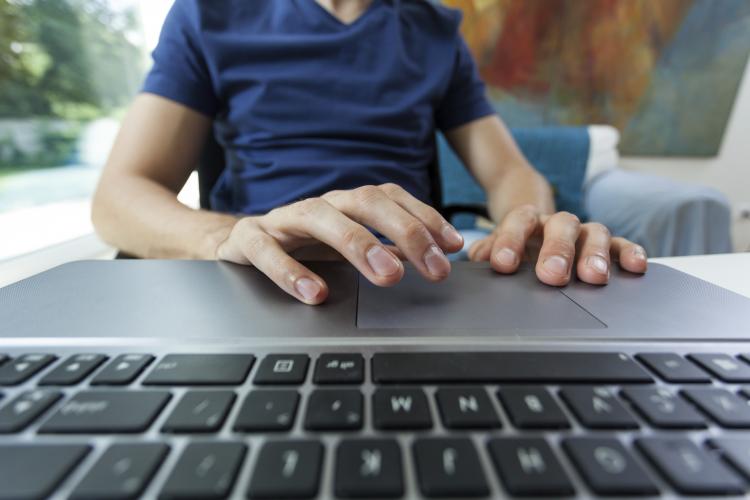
0;259;749;499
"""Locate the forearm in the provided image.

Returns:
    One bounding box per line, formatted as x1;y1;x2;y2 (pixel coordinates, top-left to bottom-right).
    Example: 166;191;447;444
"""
92;174;238;259
485;164;555;223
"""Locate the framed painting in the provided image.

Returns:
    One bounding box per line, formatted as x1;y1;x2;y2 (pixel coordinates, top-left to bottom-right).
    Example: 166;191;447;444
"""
445;0;750;156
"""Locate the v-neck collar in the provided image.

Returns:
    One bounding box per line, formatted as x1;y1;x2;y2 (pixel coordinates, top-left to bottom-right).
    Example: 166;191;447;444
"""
297;0;384;30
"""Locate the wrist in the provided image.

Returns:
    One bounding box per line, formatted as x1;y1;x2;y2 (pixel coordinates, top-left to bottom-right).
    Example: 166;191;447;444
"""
200;214;240;260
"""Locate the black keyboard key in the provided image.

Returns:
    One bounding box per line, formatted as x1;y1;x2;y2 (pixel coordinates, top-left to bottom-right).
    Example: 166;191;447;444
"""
373;351;652;383
560;387;639;429
233;390;300;432
38;354;107;386
413;437;489;498
0;354;56;386
637;437;745;495
621;387;706;429
682;387;750;428
39;390;171;433
0;444;90;500
335;439;403;498
564;437;658;496
497;386;569;429
91;354;154;385
0;389;62;433
636;352;710;383
247;440;323;499
372;388;432;430
143;354;254;386
488;437;574;497
313;353;364;384
435;386;500;429
253;354;309;385
71;443;169;500
304;389;363;430
689;353;750;382
162;390;235;433
709;438;750;480
160;441;246;500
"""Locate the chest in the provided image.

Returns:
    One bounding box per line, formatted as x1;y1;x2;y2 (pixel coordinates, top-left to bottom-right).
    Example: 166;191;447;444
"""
202;12;454;134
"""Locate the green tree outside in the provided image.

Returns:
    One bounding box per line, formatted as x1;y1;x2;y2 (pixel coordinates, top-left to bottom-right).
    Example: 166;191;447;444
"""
0;0;145;168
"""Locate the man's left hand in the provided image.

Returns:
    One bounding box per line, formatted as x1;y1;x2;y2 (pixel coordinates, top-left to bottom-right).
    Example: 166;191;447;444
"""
467;205;648;285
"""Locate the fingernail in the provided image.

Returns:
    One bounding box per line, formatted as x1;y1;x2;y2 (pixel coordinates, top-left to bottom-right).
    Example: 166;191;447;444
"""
495;248;518;267
424;244;450;277
366;246;401;277
441;224;463;246
295;277;320;301
586;255;609;274
543;255;569;276
632;246;647;260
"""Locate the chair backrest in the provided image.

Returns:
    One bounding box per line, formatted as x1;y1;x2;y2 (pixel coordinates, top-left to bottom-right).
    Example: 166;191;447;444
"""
437;127;591;224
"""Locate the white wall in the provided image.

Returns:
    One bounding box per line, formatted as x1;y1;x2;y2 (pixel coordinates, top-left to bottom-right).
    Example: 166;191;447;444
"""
621;60;750;252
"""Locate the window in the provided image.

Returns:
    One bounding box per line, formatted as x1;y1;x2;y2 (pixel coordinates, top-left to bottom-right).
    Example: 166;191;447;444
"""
0;0;173;260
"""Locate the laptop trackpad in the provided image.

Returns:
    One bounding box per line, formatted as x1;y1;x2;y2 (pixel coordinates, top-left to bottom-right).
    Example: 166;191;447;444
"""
356;264;604;330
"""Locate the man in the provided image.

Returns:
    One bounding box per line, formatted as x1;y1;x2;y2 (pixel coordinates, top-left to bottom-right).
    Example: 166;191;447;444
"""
92;0;647;305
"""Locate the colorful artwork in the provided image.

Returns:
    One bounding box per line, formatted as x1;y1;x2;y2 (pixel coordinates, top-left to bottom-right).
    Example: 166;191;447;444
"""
444;0;750;157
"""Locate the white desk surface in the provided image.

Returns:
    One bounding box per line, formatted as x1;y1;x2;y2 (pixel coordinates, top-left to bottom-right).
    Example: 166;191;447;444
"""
650;253;750;299
1;252;748;297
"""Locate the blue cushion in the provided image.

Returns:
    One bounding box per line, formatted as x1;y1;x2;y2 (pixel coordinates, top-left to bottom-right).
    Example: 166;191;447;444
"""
437;126;590;226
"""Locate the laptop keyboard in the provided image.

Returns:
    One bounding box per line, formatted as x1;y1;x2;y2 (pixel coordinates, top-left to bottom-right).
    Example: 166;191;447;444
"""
1;350;750;498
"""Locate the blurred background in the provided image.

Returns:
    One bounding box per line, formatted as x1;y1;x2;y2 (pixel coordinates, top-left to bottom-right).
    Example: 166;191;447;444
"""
0;0;171;261
0;0;748;267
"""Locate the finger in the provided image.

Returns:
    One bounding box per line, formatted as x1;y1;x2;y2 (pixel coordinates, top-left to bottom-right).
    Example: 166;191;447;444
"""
611;236;648;273
575;222;611;285
323;186;450;281
535;211;581;286
489;204;540;273
467;235;494;262
263;197;405;287
378;183;464;253
232;221;329;305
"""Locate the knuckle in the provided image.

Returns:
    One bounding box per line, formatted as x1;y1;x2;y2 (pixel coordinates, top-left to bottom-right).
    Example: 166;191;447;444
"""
400;219;430;242
379;182;403;196
587;222;611;239
321;190;343;202
294;197;325;217
555;211;580;226
339;226;370;252
514;203;539;216
508;204;539;228
353;185;382;205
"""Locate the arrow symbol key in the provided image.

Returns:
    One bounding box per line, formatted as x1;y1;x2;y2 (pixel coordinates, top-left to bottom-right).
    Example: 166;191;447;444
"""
0;355;56;385
0;390;62;432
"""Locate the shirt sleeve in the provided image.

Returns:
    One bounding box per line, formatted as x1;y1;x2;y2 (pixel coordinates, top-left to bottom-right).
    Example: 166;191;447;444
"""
141;1;220;117
435;36;495;132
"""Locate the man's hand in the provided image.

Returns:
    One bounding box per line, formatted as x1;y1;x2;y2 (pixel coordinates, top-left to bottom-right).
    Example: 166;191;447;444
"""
467;204;648;285
215;184;464;304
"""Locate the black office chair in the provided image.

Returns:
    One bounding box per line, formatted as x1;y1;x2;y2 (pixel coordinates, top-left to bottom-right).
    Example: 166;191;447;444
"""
117;131;488;258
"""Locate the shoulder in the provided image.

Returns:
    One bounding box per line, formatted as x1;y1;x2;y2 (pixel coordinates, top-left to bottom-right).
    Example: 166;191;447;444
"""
397;0;463;37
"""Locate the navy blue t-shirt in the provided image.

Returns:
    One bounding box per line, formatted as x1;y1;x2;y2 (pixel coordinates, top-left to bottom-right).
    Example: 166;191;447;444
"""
143;0;494;215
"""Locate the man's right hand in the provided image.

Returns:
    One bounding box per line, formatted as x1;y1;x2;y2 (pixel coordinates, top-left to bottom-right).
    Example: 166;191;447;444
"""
215;184;465;304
